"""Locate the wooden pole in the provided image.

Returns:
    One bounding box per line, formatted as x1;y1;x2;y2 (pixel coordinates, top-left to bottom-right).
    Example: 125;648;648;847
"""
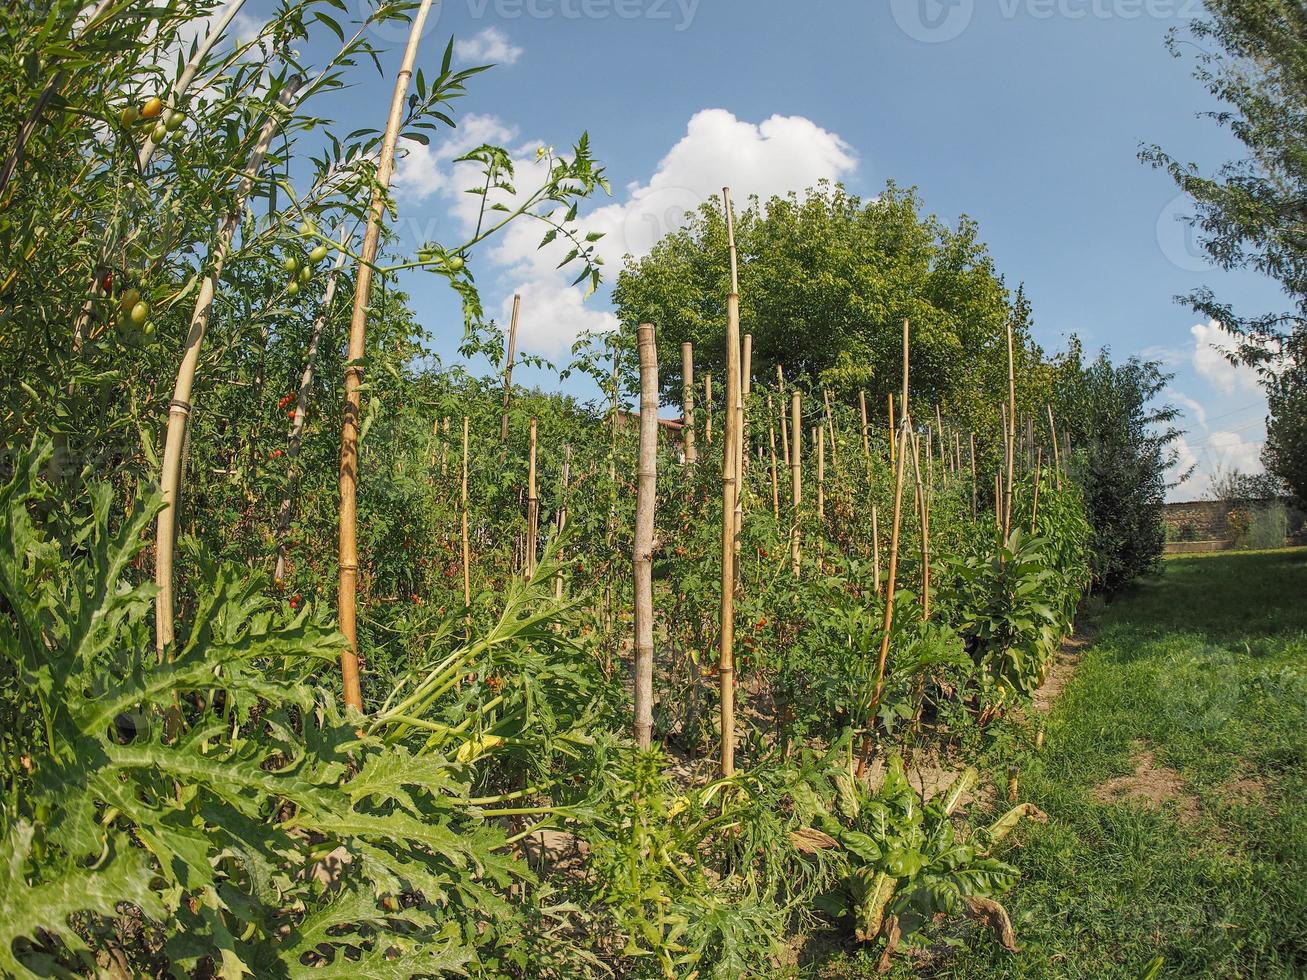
525;418;538;579
735;331;750;556
767;393;780;519
888;393;896;467
859;389;871;463
1047;404;1062;490
1004;318;1017;540
790;391;802;577
157;76;301;659
823;388;840;477
777;364;790;474
633;323;659;750
864;318;911;774
682;342;697;466
910;432;931;621
970;431;978;520
719;188;742;777
704;373;714;445
274;220;352;585
1031;448;1043;535
499;294;521;443
556;445;571;599
816;426;826;523
461;416;471;607
872;503;882;594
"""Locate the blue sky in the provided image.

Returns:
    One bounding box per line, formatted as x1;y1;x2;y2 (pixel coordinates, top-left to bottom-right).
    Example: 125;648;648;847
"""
243;0;1284;500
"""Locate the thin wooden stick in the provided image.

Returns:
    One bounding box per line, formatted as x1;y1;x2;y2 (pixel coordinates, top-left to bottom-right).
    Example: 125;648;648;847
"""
777;364;790;473
1004;318;1017;540
816;425;826;523
1031;448;1043;535
790;391;802;577
735;332;750;557
859;389;871;464
499;294;521;443
888;393;896;467
556;445;571;599
970;431;978;520
633;324;659;750
682;342;697;466
863;318;911;776
1047;404;1062;490
461;416;471;607
525;418;538;579
704;373;714;445
718;188;742;776
823;389;840;478
767;393;780;519
872;503;882;594
338;0;438;713
910;431;931;621
158;76;301;660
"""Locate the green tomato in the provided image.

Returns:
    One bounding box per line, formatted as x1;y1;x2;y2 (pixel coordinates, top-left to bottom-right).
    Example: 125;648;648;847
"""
283;256;298;273
142;320;156;336
151;121;167;142
119;288;141;313
299;220;316;238
165;109;184;131
130;301;149;326
120;105;139;127
446;255;465;273
309;244;328;263
287;281;300;297
298;264;311;283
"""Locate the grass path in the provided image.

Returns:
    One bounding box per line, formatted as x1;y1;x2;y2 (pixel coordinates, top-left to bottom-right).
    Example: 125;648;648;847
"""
830;548;1307;978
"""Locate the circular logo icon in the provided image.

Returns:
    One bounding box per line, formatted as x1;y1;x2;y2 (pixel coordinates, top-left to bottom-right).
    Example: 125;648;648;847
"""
1156;193;1217;273
350;0;444;46
619;185;704;259
890;0;975;44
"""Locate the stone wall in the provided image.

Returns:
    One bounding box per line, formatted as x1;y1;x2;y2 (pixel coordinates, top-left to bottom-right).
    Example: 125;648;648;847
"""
1163;497;1306;552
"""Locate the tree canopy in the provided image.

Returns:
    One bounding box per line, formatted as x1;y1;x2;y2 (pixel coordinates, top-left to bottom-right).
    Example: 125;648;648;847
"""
612;181;1034;429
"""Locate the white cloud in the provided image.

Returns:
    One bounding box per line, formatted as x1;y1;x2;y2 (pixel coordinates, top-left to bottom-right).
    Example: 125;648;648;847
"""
499;278;619;358
1167;389;1208;430
1205;429;1265;477
454;27;523;66
1191;320;1260;395
396;108;859;357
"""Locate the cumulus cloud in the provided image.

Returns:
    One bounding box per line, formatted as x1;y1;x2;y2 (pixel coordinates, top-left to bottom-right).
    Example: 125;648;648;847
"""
394;108;859;356
454;27;523;66
1191;320;1260;395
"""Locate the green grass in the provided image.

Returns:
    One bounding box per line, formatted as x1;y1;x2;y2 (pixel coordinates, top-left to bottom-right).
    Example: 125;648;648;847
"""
823;548;1307;978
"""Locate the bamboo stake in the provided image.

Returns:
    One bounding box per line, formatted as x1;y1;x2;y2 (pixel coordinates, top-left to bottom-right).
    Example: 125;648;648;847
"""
1031;448;1043;535
1047;404;1062;490
338;0;435;711
525;418;539;579
704;373;714;445
823;389;840;477
499;294;521;443
633;323;659;750
274;221;352;584
790;391;802;577
816;426;826;523
872;503;882;594
910;432;931;621
864;318;912;775
777;364;790;471
556;445;572;599
859;390;871;463
157;75;301;658
461;416;471;607
719;188;742;777
682;342;697;466
734;330;750;556
1004;318;1017;540
767;394;780;519
970;431;978;520
888;393;896;467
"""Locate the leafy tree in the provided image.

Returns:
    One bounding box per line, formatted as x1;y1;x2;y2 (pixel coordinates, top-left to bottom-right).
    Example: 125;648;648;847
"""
1141;0;1306;499
1051;342;1184;594
611;182;1031;427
